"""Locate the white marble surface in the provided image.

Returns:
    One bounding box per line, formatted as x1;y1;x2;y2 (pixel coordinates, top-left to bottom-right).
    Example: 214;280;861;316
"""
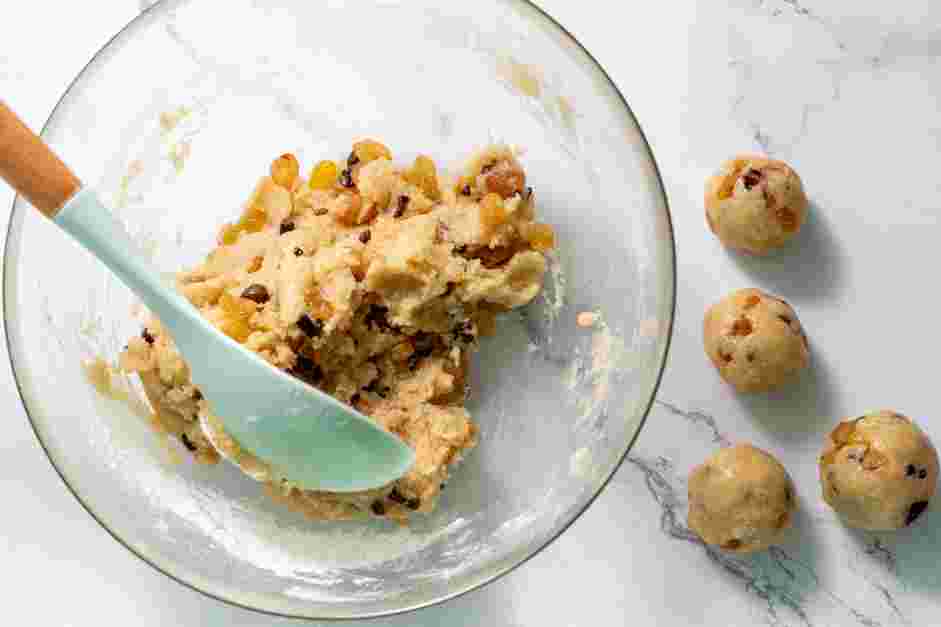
3;1;941;625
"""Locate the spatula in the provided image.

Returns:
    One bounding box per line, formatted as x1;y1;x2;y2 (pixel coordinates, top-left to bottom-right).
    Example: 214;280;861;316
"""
0;102;414;492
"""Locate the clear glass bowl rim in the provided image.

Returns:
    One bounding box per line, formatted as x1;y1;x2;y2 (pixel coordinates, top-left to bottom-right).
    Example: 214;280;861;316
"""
2;0;677;620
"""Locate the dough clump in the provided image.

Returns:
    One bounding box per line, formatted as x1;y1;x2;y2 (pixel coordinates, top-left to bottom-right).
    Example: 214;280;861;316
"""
688;443;795;553
819;410;938;530
705;155;808;254
703;288;809;392
120;142;554;523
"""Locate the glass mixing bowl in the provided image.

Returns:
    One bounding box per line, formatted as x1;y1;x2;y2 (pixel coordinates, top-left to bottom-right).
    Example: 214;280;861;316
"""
3;0;674;619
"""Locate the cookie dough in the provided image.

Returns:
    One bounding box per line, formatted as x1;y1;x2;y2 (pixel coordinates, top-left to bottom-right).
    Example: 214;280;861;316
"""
819;410;938;530
704;288;809;392
688;443;795;553
120;142;554;523
705;155;808;255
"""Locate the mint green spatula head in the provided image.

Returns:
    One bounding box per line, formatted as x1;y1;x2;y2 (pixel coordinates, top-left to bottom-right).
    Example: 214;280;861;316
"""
56;188;415;492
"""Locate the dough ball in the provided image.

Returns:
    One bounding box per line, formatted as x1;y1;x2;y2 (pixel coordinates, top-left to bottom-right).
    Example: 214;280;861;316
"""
703;288;809;392
688;443;795;553
819;410;938;530
705;155;808;254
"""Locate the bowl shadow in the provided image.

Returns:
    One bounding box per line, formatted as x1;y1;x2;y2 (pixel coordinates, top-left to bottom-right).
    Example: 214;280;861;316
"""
728;201;845;304
733;344;839;445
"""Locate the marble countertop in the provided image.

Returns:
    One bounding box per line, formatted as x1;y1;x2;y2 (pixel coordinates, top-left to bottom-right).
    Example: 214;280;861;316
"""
3;1;941;625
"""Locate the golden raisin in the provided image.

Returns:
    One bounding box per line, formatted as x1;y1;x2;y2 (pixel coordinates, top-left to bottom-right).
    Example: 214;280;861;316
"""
247;256;264;273
240;205;267;233
271;153;300;189
729;317;753;337
776;206;799;232
218;292;256;343
520;222;555;252
309;160;339;190
405;155;440;201
303;286;335;321
352;139;392;164
220;223;241;245
480;193;507;234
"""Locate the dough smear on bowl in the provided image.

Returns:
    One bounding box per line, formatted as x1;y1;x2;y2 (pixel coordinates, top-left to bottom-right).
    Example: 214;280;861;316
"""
120;142;555;523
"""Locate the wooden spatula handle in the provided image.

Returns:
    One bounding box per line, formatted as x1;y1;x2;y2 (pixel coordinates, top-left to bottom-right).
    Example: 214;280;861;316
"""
0;101;81;217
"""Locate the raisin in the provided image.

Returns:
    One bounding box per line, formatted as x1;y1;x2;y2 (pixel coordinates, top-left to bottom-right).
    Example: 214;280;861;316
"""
294;247;304;257
370;500;386;516
241;284;270;304
452;319;476;343
906;500;929;526
339;168;355;188
778;315;792;326
141;328;155;344
407;353;422;371
907;464;917;477
453;244;468;255
742;168;763;191
461;184;472;196
192;389;203;400
347;151;360;167
720;353;733;364
722;539;742;550
405;497;421;511
180;433;198;452
394;195;409;218
480;162;495;174
350;393;361;406
359;229;371;244
525;186;534;201
920;468;928;479
444;281;457;296
314;207;328;216
388;488;407;504
297;314;324;337
279;221;295;235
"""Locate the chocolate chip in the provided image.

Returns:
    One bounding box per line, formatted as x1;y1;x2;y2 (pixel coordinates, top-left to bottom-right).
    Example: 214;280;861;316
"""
452;319;476;343
364;305;392;332
461;184;472;196
906;500;929;526
279;221;295;235
294;247;304;257
292;355;324;383
412;332;435;356
742;168;763;191
359;229;371;244
907;464;917;477
347;151;360;167
180;433;198;452
297;314;324;337
920;468;928;479
339;168;355;188
141;328;155;344
370;500;386;516
394;195;409;218
241;284;270;304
